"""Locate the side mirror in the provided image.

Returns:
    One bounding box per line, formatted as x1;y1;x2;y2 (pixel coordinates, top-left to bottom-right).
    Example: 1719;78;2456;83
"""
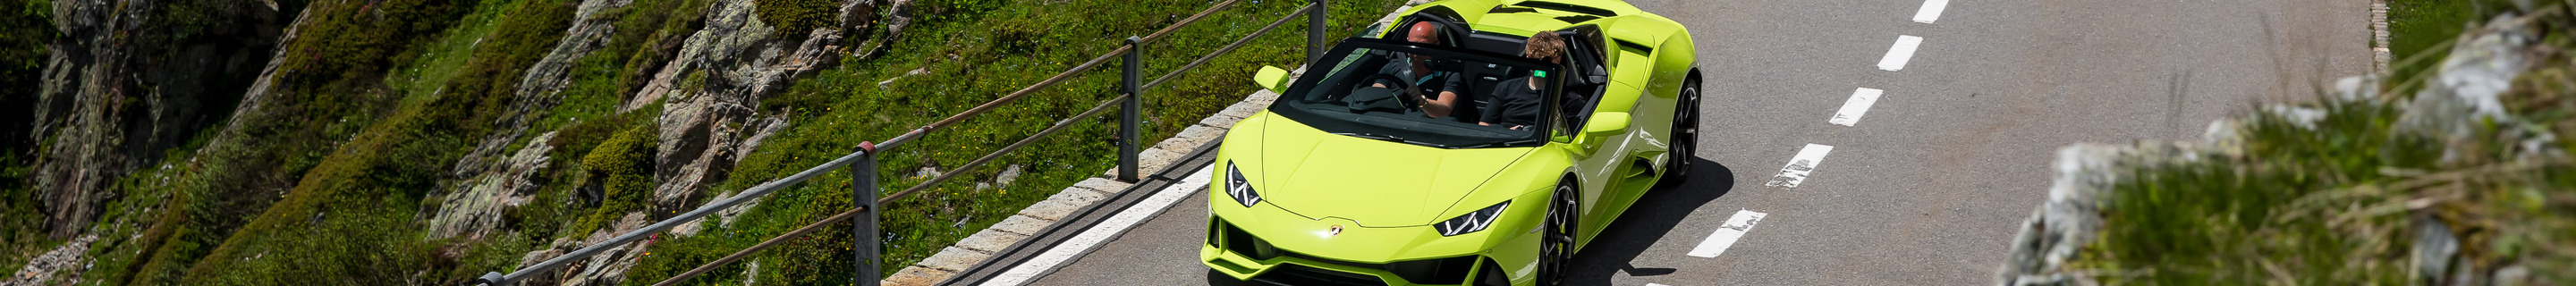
1584;113;1630;136
1253;66;1291;92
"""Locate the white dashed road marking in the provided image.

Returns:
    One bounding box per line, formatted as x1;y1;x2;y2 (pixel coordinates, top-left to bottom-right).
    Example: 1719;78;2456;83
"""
1686;209;1769;258
1764;144;1835;188
1877;35;1924;72
1828;88;1885;127
987;166;1214;286
1912;0;1951;23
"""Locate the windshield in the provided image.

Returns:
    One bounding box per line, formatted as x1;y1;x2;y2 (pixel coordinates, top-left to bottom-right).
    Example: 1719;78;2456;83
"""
1269;39;1563;148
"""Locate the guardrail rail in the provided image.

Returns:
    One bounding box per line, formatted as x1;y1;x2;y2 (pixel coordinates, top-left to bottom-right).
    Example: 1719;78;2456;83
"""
468;1;1337;285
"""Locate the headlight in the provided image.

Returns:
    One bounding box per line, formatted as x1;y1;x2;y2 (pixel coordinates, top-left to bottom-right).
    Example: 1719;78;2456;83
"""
1224;162;1262;207
1433;201;1510;237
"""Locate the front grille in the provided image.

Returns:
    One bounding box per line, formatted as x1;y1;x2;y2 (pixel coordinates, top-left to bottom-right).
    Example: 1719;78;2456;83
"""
1385;255;1477;285
1282;251;1383;269
1216;218;1485;285
1254;264;1385;286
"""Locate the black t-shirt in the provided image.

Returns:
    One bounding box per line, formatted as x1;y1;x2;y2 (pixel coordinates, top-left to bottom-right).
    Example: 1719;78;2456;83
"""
1481;77;1546;127
1482;75;1592;129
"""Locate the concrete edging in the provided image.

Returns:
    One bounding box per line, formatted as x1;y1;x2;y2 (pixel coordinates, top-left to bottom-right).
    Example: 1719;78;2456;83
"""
2371;0;2390;73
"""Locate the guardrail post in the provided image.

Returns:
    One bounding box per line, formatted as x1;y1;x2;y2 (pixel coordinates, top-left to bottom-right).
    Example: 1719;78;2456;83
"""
1118;37;1143;182
851;146;881;286
1308;0;1325;63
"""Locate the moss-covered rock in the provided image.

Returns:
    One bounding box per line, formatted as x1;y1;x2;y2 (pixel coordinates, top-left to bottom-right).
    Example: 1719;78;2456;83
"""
753;0;835;35
580;122;659;234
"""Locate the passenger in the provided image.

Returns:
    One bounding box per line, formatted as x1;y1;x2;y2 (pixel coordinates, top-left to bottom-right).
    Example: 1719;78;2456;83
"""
1479;31;1569;130
1374;21;1467;118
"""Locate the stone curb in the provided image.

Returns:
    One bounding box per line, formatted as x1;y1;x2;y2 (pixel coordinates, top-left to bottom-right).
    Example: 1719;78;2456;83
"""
2371;0;2390;74
877;4;1423;284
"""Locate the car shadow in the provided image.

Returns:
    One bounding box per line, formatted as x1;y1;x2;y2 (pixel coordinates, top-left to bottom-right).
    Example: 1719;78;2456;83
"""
1200;157;1737;285
1565;156;1736;283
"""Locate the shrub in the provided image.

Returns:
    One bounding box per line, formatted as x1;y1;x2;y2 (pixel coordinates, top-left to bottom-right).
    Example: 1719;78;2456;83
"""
0;0;53;149
754;0;836;36
580;122;660;234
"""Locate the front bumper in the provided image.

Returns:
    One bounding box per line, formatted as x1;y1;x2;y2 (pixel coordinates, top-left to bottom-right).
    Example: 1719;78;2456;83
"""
1199;189;1552;286
1201;216;1532;286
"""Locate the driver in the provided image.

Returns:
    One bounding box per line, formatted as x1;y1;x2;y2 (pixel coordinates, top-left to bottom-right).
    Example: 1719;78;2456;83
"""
1373;21;1467;118
1479;31;1568;130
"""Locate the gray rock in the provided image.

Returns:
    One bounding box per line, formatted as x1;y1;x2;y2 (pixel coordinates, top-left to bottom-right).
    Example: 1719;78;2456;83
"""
2411;215;2461;286
843;0;918;60
549;213;654;286
445;0;641;207
428;131;561;240
1995;144;2133;286
639;0;905;215
914;166;943;179
1;234;97;286
2398;14;2541;164
996;164;1024;186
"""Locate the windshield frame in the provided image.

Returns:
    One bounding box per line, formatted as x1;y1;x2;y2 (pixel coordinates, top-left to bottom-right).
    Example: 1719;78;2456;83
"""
1267;38;1565;149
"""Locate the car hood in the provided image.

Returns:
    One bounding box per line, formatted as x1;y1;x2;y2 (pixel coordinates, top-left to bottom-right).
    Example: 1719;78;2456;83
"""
1250;116;1535;228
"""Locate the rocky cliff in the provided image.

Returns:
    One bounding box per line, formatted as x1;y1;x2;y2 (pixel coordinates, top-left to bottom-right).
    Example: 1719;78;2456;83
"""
26;0;285;239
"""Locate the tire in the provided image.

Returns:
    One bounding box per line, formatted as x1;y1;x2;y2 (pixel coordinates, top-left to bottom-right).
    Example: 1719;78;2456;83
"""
1657;77;1702;189
1536;181;1578;285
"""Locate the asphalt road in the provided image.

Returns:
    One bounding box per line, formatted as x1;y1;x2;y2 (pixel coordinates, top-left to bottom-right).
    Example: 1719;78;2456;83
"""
1016;0;2375;284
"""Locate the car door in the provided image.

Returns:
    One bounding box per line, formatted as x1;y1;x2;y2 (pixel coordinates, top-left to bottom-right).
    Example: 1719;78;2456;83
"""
1555;28;1631;246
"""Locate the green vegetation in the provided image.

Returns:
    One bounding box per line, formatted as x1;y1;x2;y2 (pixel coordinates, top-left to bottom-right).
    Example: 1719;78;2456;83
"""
0;153;44;274
2386;0;2475;88
172;0;579;282
0;0;51;149
2077;4;2576;283
0;0;50;270
56;0;485;283
755;0;837;36
580;122;661;235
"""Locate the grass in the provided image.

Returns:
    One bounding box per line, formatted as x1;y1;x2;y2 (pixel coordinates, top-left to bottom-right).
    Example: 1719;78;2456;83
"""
2080;71;2576;285
54;0;486;283
2385;0;2476;88
2076;4;2576;283
0;153;49;275
170;0;579;282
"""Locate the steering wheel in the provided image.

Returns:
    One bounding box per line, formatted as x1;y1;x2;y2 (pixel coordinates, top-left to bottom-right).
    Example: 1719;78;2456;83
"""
1352;73;1426;113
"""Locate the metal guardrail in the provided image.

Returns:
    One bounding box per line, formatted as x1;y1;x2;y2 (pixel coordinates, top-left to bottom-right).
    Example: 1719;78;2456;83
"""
468;1;1332;285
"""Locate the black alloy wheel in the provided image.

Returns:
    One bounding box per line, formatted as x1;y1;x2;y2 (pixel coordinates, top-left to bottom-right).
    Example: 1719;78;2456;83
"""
1537;181;1579;285
1658;77;1702;188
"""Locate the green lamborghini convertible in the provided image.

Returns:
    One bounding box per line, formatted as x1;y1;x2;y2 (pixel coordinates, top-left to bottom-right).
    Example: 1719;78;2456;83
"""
1200;0;1700;285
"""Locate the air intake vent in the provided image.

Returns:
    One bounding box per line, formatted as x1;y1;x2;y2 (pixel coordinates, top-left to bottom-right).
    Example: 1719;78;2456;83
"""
1516;1;1618;17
